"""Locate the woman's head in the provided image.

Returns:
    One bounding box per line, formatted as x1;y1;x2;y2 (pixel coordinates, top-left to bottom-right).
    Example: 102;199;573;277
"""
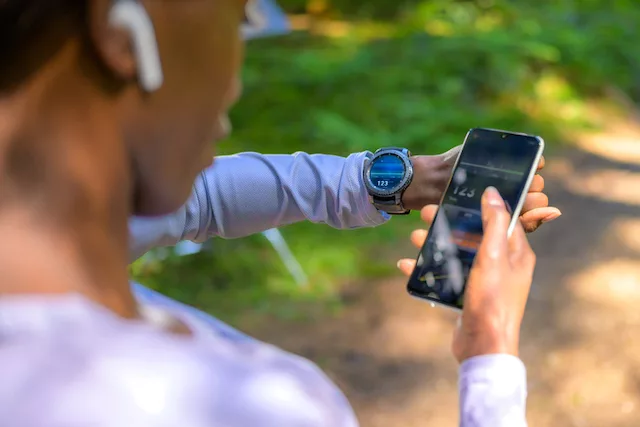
113;0;245;215
0;0;245;216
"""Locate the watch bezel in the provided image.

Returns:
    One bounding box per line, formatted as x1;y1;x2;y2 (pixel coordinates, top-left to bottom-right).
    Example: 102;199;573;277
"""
364;149;414;197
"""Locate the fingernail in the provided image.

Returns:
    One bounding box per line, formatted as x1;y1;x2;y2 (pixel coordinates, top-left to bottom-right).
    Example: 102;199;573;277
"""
396;260;403;269
542;211;562;223
484;186;503;206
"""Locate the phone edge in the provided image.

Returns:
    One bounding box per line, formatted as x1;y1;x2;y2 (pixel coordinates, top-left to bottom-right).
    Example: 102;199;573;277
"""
408;293;463;313
506;136;545;237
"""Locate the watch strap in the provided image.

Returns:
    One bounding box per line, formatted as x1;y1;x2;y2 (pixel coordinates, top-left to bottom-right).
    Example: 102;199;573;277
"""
371;193;410;215
366;147;413;215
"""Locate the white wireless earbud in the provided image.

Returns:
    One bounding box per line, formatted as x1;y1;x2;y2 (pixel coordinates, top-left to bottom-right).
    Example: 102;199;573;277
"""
241;0;267;39
108;0;164;92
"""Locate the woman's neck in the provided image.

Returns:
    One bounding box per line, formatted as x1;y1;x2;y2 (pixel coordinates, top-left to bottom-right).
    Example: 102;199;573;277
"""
0;42;138;318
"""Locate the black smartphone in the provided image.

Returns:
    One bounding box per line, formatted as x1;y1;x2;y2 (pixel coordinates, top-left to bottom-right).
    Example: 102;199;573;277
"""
406;128;545;311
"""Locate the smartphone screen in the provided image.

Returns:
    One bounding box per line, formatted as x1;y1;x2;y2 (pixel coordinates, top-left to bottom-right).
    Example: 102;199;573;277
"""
406;128;544;310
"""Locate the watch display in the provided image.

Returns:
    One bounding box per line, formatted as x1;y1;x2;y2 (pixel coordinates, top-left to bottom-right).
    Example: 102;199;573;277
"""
368;153;406;192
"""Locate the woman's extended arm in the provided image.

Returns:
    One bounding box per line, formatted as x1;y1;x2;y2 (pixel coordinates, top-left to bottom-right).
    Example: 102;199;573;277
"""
128;151;388;261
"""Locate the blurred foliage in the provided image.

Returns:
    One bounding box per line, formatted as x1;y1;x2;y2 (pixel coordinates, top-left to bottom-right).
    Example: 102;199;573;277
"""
131;0;640;324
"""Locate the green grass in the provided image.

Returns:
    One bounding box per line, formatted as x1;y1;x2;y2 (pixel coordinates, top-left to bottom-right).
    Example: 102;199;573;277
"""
131;3;640;323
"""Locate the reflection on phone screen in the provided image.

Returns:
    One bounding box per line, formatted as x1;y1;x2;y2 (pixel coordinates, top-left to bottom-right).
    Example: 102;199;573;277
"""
408;129;542;310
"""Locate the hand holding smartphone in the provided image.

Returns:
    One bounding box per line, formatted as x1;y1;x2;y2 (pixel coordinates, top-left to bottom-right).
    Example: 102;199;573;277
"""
452;186;536;361
406;128;544;311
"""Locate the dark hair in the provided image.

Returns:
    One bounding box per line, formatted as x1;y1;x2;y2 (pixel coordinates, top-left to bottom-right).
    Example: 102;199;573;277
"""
0;1;86;92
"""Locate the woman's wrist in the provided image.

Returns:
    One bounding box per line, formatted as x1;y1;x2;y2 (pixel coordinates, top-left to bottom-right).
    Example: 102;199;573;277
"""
454;320;520;363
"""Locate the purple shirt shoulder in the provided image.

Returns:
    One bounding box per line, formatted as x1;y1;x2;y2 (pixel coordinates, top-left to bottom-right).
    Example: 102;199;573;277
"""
0;293;527;426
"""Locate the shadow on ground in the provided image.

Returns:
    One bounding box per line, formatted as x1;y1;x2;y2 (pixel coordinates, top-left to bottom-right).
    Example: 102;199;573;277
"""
239;120;640;427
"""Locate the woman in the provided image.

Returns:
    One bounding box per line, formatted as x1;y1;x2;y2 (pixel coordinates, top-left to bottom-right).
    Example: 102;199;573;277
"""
0;1;535;426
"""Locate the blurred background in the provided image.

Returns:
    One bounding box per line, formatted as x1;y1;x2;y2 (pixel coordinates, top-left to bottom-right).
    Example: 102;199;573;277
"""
131;1;640;426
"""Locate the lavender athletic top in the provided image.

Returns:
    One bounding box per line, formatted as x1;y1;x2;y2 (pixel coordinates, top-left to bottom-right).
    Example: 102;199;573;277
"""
0;291;527;427
0;152;527;426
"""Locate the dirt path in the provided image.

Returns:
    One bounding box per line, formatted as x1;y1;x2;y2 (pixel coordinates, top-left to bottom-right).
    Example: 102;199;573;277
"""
242;115;640;426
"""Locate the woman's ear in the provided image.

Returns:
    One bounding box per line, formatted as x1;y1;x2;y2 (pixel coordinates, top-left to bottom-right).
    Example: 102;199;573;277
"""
89;0;163;92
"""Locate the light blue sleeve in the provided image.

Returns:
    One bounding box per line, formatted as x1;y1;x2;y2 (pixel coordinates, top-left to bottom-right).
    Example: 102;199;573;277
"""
459;355;528;427
128;151;390;261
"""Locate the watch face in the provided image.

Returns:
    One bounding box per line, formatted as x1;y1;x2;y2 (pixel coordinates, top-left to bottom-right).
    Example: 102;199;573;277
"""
369;153;406;192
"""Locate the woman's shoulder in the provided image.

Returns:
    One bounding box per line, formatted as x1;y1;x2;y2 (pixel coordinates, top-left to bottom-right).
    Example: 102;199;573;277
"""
0;294;359;427
0;296;209;425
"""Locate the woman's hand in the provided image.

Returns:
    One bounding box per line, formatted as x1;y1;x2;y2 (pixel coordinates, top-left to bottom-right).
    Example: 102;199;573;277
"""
397;187;536;363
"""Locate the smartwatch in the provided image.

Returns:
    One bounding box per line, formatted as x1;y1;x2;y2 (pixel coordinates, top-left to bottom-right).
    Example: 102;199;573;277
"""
363;147;414;215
